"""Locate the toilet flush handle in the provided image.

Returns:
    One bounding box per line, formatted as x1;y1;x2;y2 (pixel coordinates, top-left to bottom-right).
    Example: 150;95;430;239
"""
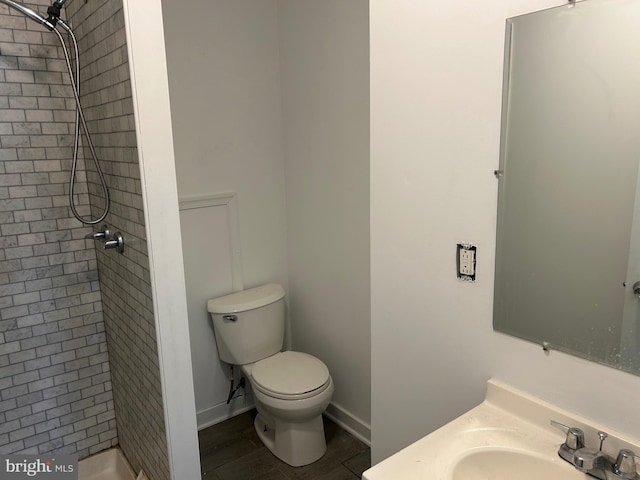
223;315;237;322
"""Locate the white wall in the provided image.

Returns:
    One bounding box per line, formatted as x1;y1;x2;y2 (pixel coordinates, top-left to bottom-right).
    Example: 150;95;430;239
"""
161;0;289;427
163;0;288;290
370;0;640;464
278;0;371;441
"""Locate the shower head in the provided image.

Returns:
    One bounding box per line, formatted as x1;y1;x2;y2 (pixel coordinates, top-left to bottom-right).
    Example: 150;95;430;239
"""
0;0;55;30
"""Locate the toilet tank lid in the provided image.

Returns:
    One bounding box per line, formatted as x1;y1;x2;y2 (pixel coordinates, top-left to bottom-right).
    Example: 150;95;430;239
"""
207;283;285;314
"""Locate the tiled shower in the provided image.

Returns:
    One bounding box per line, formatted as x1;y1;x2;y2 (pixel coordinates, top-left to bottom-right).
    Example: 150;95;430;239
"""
0;0;170;478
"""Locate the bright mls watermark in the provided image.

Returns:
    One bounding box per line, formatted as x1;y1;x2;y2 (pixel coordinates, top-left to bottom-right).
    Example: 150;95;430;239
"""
0;455;77;480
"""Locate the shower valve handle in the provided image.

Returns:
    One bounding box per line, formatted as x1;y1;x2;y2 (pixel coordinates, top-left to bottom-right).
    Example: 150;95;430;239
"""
85;225;110;240
104;232;124;254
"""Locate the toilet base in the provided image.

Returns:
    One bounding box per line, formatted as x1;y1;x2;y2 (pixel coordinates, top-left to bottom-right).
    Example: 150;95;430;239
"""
254;412;327;467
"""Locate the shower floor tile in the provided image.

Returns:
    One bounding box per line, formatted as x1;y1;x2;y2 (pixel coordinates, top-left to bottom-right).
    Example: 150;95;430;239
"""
199;410;370;480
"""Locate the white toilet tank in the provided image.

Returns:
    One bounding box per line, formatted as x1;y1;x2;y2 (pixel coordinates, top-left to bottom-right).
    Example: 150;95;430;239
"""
207;283;285;365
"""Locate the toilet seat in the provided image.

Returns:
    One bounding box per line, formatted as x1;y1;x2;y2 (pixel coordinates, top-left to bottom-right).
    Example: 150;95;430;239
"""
250;351;330;400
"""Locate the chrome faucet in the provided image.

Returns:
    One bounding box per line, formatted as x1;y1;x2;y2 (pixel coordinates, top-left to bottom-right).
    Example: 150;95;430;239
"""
85;225;125;254
551;421;640;480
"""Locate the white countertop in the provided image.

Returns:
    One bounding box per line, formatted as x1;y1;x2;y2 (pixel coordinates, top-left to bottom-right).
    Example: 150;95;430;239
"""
363;379;640;480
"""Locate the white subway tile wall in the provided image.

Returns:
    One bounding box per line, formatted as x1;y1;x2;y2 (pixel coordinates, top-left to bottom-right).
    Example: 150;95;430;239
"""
0;0;117;459
64;1;170;479
0;1;170;478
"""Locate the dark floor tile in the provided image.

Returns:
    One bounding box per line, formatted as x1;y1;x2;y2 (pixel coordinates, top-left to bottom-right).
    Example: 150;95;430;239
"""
200;435;262;475
343;450;371;478
201;472;222;480
305;464;360;480
199;409;257;454
214;446;290;480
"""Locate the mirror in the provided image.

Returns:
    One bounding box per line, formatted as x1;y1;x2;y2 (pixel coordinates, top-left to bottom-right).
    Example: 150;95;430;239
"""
494;0;640;374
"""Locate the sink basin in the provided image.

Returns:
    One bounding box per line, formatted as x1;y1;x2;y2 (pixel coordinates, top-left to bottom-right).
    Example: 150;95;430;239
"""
451;449;584;480
363;379;640;480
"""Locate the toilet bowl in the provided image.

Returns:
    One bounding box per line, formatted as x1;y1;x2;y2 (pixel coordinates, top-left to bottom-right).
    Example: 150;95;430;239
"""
242;351;334;466
207;284;334;467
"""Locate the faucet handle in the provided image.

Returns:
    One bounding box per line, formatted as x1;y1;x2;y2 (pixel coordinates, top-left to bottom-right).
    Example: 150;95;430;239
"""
550;420;585;450
85;225;110;240
613;449;640;479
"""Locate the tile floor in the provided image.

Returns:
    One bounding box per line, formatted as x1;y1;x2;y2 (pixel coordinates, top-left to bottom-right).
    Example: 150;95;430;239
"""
199;410;371;479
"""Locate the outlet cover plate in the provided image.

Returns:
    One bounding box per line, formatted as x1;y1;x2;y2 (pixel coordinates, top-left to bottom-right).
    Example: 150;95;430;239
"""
457;243;477;281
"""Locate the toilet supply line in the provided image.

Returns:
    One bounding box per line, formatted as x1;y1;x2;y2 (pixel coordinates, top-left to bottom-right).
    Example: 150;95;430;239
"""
226;365;246;404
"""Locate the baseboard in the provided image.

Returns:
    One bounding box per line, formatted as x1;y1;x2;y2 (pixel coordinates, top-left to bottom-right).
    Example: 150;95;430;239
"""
196;393;255;431
324;402;371;446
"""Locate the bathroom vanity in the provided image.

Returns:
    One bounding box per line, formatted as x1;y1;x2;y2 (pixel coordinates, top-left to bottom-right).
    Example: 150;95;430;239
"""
362;380;640;480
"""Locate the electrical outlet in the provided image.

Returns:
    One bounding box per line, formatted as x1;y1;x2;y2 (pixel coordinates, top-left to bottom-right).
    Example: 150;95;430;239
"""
460;249;474;275
457;243;477;281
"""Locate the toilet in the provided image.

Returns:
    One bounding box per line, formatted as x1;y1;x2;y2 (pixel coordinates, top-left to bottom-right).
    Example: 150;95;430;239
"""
207;283;334;467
